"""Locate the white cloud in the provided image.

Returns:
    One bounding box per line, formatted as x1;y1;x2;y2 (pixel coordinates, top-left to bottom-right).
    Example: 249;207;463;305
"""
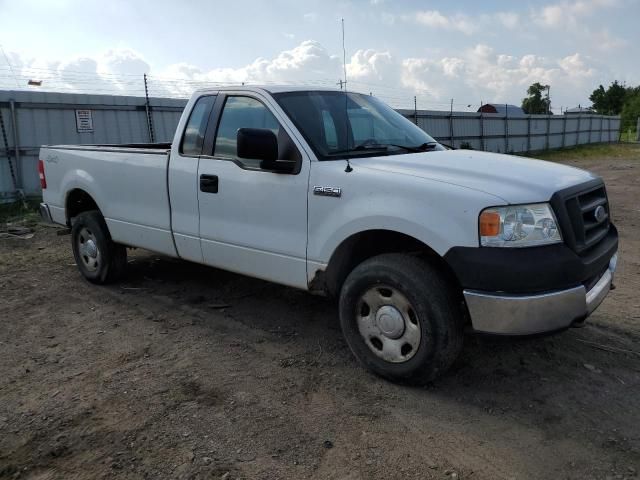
590;29;628;51
1;41;605;111
347;50;395;81
396;44;601;109
2;48;151;95
401;58;445;98
558;53;595;76
535;4;565;27
534;0;620;28
412;10;478;35
303;12;318;22
497;54;515;67
495;12;520;29
408;9;521;35
99;48;150;76
414;10;450;29
155;40;341;94
440;57;465;77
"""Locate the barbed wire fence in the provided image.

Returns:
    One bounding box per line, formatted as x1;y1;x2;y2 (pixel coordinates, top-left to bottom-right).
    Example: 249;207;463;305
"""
0;65;503;113
0;65;621;154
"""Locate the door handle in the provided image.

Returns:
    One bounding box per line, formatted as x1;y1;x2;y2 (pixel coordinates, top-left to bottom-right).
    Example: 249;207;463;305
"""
200;174;218;193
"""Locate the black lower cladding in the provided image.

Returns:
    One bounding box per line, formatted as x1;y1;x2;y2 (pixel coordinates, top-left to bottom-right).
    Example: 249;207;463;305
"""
443;224;617;294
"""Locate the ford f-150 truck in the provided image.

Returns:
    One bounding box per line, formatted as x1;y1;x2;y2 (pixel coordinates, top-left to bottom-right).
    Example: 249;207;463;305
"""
39;86;618;383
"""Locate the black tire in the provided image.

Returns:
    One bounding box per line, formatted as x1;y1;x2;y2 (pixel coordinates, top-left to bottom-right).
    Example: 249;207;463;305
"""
339;253;464;384
71;210;127;284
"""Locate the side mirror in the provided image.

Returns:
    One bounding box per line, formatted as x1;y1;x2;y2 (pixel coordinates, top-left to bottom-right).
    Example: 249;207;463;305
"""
237;128;295;173
236;128;285;171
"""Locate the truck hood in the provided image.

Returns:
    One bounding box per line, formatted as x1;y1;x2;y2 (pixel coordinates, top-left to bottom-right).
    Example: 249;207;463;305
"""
351;150;598;204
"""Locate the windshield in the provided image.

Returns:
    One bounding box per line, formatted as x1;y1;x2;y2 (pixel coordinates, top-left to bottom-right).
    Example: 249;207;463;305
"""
273;91;443;160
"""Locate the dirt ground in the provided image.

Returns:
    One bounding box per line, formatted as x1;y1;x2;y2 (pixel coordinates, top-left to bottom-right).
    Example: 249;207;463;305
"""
1;144;639;480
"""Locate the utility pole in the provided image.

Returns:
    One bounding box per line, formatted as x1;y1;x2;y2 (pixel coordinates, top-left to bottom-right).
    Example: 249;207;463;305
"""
414;96;418;125
449;98;454;145
479;100;485;151
546;85;551;115
505;103;509;153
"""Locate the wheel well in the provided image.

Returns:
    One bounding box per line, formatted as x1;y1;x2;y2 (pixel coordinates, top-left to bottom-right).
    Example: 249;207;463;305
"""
65;189;99;225
313;230;462;298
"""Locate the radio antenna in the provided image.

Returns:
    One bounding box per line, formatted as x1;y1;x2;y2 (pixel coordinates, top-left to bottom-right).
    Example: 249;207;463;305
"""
341;18;353;173
341;19;348;91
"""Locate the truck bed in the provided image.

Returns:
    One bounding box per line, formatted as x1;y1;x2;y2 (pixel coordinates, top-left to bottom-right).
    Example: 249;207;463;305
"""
41;144;176;256
45;143;172;153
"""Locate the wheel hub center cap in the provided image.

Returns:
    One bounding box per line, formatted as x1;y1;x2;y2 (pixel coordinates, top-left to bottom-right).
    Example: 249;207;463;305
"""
83;239;98;258
375;305;405;339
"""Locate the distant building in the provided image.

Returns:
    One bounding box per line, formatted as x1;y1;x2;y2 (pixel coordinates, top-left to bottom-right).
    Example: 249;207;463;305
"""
478;104;526;116
564;106;593;115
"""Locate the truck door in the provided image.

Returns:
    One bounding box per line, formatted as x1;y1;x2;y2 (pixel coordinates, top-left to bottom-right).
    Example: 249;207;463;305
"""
196;92;310;289
168;94;217;263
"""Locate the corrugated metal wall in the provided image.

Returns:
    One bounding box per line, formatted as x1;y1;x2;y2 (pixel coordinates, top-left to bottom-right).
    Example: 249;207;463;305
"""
0;90;186;201
0;89;622;200
397;109;621;153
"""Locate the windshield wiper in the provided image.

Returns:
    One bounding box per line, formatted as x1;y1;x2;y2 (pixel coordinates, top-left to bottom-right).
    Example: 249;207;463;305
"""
387;142;440;152
354;141;440;153
326;141;441;157
326;144;390;156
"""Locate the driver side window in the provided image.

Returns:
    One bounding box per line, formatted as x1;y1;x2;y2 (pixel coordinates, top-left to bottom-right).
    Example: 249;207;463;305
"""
214;96;299;170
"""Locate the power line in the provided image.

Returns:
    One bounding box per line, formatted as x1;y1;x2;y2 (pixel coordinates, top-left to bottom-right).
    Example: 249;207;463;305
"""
0;70;490;111
0;45;20;88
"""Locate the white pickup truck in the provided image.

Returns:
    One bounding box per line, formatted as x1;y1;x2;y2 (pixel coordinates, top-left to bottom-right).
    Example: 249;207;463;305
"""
39;86;618;383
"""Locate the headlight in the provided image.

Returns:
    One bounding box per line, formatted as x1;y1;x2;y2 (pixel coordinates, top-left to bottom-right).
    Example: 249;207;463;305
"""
479;203;562;247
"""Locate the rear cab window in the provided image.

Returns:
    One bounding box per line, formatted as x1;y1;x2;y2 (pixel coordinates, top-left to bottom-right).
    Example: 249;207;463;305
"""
180;95;216;155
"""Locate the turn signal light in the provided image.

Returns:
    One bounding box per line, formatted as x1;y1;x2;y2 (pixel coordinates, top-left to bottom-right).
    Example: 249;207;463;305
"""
479;211;500;236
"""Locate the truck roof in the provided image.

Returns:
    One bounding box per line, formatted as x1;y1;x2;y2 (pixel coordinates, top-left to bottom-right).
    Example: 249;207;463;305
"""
193;85;344;95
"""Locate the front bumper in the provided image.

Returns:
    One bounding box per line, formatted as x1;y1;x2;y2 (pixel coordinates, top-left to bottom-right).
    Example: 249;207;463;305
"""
463;253;617;335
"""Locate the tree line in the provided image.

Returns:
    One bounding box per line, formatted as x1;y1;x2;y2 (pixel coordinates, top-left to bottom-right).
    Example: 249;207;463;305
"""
521;81;640;131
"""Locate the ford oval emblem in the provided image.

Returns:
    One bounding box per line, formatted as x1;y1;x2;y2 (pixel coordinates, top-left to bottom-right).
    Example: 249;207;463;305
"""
594;205;606;223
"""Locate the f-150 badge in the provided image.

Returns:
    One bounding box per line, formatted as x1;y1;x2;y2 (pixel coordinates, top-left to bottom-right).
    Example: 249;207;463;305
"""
313;186;342;197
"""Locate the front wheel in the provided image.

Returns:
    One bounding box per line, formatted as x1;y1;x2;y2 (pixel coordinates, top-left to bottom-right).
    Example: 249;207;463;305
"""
71;210;127;284
339;253;464;384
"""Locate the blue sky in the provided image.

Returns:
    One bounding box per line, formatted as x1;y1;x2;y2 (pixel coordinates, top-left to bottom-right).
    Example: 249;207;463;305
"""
1;0;638;111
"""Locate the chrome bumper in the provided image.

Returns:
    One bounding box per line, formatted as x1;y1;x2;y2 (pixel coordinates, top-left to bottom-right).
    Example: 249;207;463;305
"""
464;253;617;335
39;202;53;223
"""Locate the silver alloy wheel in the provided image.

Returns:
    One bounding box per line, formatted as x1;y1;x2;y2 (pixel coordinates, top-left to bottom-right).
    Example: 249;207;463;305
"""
77;227;101;272
356;285;421;363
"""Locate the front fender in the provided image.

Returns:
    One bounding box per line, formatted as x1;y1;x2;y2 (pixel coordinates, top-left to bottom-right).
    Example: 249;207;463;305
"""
307;160;503;266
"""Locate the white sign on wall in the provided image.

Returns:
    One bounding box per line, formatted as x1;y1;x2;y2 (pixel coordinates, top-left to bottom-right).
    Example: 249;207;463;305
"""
75;109;94;133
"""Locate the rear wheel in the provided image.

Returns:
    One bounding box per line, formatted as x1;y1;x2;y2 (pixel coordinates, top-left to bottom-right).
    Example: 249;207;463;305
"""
339;253;464;384
71;210;127;284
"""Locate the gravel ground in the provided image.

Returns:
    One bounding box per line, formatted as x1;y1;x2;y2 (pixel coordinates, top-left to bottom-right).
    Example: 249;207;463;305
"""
1;144;639;479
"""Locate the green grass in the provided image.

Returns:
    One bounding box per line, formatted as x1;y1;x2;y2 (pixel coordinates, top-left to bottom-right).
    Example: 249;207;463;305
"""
530;142;640;161
0;198;42;225
619;128;638;142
